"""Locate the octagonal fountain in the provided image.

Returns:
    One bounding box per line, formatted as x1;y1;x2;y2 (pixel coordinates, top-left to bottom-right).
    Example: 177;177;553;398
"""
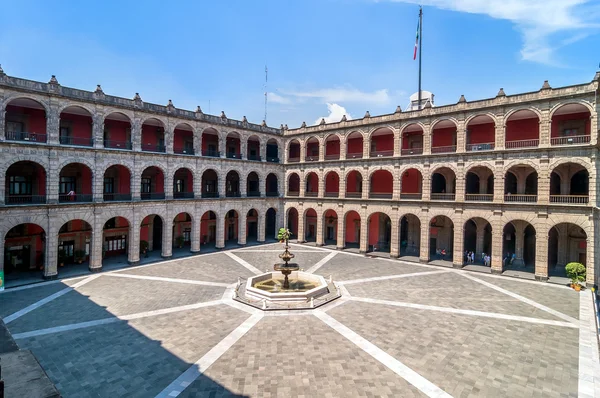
234;228;341;310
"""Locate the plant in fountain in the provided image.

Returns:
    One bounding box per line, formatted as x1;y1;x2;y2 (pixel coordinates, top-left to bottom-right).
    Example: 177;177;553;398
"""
274;228;298;288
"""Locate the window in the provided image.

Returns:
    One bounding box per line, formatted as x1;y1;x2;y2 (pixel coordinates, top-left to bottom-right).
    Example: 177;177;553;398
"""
60;126;71;137
6;121;23;133
9;176;32;195
141;178;151;193
105;236;126;253
59;176;76;194
104;177;114;194
184;141;193;153
175;179;184;193
208;144;217;153
183;229;191;243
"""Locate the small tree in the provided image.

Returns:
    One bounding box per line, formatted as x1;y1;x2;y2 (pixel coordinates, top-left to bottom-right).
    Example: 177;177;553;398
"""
565;262;586;286
277;228;292;244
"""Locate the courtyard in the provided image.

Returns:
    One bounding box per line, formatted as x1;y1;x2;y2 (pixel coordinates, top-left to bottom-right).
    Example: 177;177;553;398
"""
1;243;598;397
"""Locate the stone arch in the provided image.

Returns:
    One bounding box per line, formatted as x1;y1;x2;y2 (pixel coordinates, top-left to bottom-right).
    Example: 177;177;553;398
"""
2;95;50;114
139;115;168;129
103;109;134;122
503;106;543;124
549;100;595;119
57;103;95;117
367;125;398;139
57;157;96;174
464;112;498;126
430;117;459;129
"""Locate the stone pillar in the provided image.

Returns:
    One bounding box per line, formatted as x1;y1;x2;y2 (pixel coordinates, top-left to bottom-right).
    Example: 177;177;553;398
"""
364;136;371;159
47;152;60;204
240;175;248;197
495;123;505;150
475;224;485;258
317;172;325;198
316;209;324;246
318;140;324;162
535;223;549;281
89;212;103;271
392;167;401;201
513;222;525;266
456;120;466;153
93;113;104;149
338;173;346;199
161;214;173;258
493;173;504;203
299;171;306;197
453;230;463;268
258;212;265;242
240;140;247;160
218;171;226;199
215;212;225;248
419;218;429;262
537;164;550;204
337;216;345;250
297;208;305;243
132;119;142;152
362;174;370;200
339;138;347;160
299;142;306;163
359;215;368;253
390;218;399;257
491;227;503;274
556;224;568;267
421;167;431;201
219;134;226;158
191;215;200;253
238;214;247;245
45;218;59;279
128;215;140;265
422;124;431;155
585;230;595;287
590;112;598;146
46;103;60;145
165;127;174;154
393;134;401;157
194;129;202;157
165;168;174;200
454;170;465;202
0;109;5;142
539;112;550;148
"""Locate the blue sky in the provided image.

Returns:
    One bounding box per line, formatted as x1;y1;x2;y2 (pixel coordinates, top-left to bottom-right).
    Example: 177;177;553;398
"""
1;0;598;128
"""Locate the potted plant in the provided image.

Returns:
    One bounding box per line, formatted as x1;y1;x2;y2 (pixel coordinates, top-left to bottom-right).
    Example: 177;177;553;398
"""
565;262;586;291
277;227;292;245
74;250;86;264
140;240;149;255
58;249;67;267
175;236;185;248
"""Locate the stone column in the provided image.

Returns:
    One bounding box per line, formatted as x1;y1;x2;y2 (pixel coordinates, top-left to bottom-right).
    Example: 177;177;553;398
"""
337;216;345;249
454;170;465;202
89;212;104;271
319;140;325;162
495;123;505;150
535;223;549;281
161;214;173;258
191;215;200;253
238;214;247;245
390;218;399;257
419;218;429;262
539;112;550;148
299;171;306;197
537;165;550;204
316;209;324;246
0;109;5;141
132;119;142;152
456;120;466;153
299;142;306;163
215;212;224;248
165;127;174;154
393;134;401;157
218;171;226;199
363;137;371;159
93;114;104;149
339;138;347;160
45;217;59;279
359;215;368;253
297;208;305;243
46;103;60;145
219;135;226;158
513;221;525;266
453;228;463;268
240;140;247;160
194;129;202;157
317;171;325;198
392;167;401;201
240;175;248;197
47;152;60;204
590;113;598;146
165;168;174;200
258;212;265;242
128;215;140;265
422;124;431;155
493;173;504;203
475;224;485;258
585;230;595;287
490;227;503;274
421;167;431;201
556;224;568;267
362;174;370;200
338;172;346;199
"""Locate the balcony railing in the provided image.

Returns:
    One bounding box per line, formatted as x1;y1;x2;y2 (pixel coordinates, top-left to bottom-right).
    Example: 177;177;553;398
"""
400;193;422;200
140;192;166;200
6;131;47;143
505;139;539;149
287;191;300;197
201;192;219;198
305;156;319;162
370;150;394;158
247;191;260;197
60;136;93;147
174;147;195;155
550;135;590;146
287;157;300;163
504;194;537;203
431;193;456;201
345;192;362;198
202;149;220;157
431;145;456;154
141;143;166;152
174;192;195;199
226;152;242;159
266;191;279;197
226;191;241;198
103;193;132;201
466;143;495;152
325;192;339;197
465;194;493;202
401;147;423;156
247;154;262;161
104;140;132;150
549;195;589;204
346;152;363;159
266;156;280;163
369;192;392;199
5;195;47;205
59;194;93;203
324;154;340;160
305;191;318;197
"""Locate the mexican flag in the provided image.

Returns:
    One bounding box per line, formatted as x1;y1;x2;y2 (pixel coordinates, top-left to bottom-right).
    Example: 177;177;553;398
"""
413;18;420;60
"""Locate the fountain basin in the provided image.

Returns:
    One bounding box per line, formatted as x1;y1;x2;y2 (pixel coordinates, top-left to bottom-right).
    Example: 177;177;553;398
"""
245;271;329;302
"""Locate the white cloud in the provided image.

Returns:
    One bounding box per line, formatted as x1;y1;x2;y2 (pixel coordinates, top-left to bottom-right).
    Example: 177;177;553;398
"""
315;103;353;125
383;0;600;64
281;87;391;105
268;92;292;104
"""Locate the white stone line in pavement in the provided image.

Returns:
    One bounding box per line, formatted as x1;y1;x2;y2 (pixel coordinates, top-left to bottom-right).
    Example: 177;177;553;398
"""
223;251;263;275
105;273;231;287
232;249;326;253
464;270;573;290
12;300;224;340
108;251;222;274
314;311;453;398
288;243;331;252
578;291;600;398
3;275;100;324
306;251;338;274
0;275;92;294
350;296;578;329
339;270;450;285
460;273;579;325
155;313;263;398
221;298;262;315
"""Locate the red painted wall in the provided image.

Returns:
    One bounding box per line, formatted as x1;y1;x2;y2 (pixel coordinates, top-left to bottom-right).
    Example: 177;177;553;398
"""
288;210;299;236
402;132;423;149
81;166;92;194
551;112;591;137
467;122;495;144
174;129;193;151
104;119;130;143
402;169;421;193
345;211;360;243
6;105;47;134
368;215;380;245
505;118;539;141
288;175;300;192
143;168;164;192
118;166;130;194
346;171;361;193
36;166;46;195
370;171;392;193
432;127;455;147
289;143;300;158
142;124;162;146
325;140;340;155
306;142;319;157
306;173;318;192
347;137;363;154
140;216;150;241
371;134;393;151
61;113;92;140
202;133;219;152
325;173;339;193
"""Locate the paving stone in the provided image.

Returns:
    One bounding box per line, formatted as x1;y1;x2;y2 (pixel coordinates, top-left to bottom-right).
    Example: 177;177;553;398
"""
0;282;70;318
317;255;432;281
232;251;332;272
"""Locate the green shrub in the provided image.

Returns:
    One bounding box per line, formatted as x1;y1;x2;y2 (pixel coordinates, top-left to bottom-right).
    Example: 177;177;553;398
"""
565;262;586;284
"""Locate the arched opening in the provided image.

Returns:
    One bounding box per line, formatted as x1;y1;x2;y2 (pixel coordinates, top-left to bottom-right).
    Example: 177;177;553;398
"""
305;172;319;197
400;168;422;199
57;220;92;269
344;211;361;250
324;172;339;197
431;120;457;153
465;166;494;201
266;138;279;163
345;170;363;198
288;139;300;162
548;223;587;277
323;210;338;245
401;124;424;155
305;137;320;161
367;213;391;253
399;214;420;258
140;166;165;200
140;215;163;255
370;127;394;157
59;163;93;203
4;223;46;283
173;168;194;199
4;98;47;142
104;112;132;150
370;170;393;199
504;165;537;203
324;135;340;160
551;103;591;145
173;123;194;155
201;127;220;157
141;118;165;152
103;217;129;265
287;173;300;196
463;218;492;266
246;209;259;242
266;208;277;240
225;132;241;159
550;163;589;204
60;106;93;147
225;171;240;197
304;209;318;242
201;169;219;198
346;131;364;159
224;210;239;243
505;110;539;149
247;172;260;197
429;216;454;262
172;212;192;250
430;167;456;200
466;115;495;151
287;208;299;238
266;173;278;197
503;221;536;272
247;135;261;161
5;161;47;204
200;211;217;248
103;165;131;201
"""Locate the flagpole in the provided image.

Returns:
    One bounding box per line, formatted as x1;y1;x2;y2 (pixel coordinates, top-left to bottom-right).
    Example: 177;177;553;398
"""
418;6;423;109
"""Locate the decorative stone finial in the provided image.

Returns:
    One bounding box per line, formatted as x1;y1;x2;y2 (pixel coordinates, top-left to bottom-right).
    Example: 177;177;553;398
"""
0;64;5;76
95;84;104;94
280;124;284;129
424;101;432;109
167;99;174;107
48;75;59;85
593;71;600;82
261;120;267;127
133;92;142;101
497;88;506;97
364;111;371;118
341;115;347;122
196;105;203;114
320;118;326;125
395;105;402;113
284;124;289;130
458;94;467;103
541;80;551;90
242;116;248;124
301;121;307;128
220;111;227;119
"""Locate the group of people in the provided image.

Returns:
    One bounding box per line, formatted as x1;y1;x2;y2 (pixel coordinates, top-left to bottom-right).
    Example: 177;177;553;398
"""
464;251;491;267
503;252;517;266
